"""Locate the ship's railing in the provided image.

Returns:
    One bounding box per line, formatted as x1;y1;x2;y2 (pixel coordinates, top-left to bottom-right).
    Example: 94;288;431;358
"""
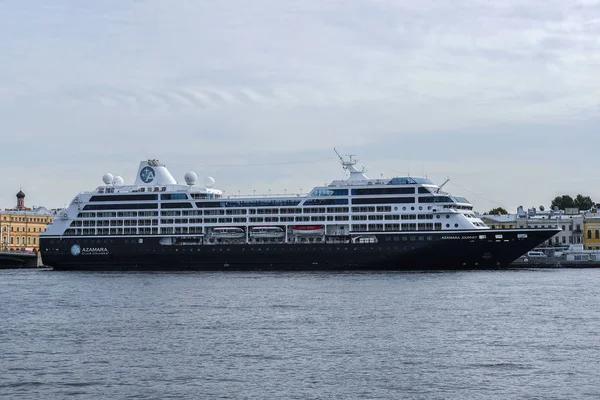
222;191;307;198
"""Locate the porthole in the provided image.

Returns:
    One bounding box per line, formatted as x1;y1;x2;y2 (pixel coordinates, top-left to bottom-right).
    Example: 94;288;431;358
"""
411;207;415;210
446;215;450;219
402;207;406;211
427;206;431;210
394;207;398;211
446;224;450;228
454;223;458;228
419;206;422;210
436;215;440;219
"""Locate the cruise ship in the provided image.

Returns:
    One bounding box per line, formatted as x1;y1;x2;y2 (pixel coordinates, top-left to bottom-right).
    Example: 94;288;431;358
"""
40;153;559;270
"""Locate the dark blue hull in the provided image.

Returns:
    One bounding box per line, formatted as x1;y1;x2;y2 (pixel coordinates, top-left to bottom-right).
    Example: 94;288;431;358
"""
40;228;559;271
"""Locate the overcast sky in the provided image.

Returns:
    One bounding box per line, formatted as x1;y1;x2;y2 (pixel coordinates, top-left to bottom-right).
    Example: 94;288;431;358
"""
1;0;600;212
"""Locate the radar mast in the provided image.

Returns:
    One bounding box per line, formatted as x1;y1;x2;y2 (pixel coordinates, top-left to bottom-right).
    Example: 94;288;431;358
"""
333;148;368;180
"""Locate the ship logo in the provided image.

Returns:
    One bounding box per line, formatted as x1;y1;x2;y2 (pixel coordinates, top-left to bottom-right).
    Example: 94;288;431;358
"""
140;166;155;183
71;244;81;256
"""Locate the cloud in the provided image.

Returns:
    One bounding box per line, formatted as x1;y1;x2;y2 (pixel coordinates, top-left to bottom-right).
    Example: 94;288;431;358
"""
1;0;600;211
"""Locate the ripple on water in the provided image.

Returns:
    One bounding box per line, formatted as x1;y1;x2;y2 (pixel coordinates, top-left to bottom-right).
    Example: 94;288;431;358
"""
1;268;600;399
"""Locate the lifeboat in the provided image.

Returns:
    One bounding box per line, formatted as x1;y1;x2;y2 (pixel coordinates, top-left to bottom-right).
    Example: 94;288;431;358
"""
292;225;324;236
250;226;285;238
211;227;245;239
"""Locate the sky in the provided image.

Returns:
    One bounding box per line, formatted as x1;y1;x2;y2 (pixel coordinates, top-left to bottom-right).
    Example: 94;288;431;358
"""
1;0;600;213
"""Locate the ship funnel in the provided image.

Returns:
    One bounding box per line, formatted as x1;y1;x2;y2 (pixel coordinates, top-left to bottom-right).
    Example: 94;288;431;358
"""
134;159;177;185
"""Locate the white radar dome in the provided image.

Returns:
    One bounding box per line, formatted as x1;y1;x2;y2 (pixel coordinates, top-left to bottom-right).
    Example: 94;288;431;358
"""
184;171;198;186
113;176;124;185
102;173;114;185
205;176;215;188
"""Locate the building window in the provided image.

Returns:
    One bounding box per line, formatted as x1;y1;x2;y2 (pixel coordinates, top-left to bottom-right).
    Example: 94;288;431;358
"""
588;230;592;239
562;236;566;244
596;230;599;239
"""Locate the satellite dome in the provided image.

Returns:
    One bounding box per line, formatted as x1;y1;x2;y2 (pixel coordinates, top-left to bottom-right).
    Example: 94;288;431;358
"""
113;176;124;185
184;171;198;186
205;176;215;187
102;173;114;185
540;205;545;211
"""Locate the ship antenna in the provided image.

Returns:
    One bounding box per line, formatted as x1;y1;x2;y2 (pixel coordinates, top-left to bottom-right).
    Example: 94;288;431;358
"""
333;147;367;179
436;177;450;193
333;147;362;172
334;147;344;163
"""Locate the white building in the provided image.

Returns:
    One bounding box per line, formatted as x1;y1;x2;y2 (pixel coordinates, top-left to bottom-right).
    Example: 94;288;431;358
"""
481;206;583;247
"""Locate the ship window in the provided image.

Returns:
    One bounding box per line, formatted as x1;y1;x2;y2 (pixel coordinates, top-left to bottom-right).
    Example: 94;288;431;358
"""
84;203;158;210
161;202;193;209
161;193;188;200
454;224;458;227
311;189;348;196
304;199;348;206
446;224;450;228
90;194;158;202
352;187;415;195
388;177;432;185
198;199;302;208
351;197;414;205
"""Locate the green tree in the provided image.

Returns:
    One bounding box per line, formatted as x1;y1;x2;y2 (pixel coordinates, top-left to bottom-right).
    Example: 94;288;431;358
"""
574;194;594;210
487;207;508;215
551;195;575;210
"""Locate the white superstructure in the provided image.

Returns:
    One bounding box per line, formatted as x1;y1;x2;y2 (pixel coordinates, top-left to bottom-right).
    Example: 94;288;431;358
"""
44;155;489;244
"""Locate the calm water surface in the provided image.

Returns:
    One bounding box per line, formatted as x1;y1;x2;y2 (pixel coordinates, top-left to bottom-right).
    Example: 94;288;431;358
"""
1;268;600;399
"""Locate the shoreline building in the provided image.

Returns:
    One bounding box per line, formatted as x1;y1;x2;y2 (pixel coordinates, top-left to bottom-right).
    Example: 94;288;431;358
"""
0;190;54;252
583;214;600;250
481;206;583;247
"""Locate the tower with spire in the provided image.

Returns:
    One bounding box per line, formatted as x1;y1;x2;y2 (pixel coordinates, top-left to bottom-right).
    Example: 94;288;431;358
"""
16;189;25;210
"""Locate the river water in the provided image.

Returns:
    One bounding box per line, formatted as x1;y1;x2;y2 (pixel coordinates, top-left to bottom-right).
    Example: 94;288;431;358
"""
1;268;599;399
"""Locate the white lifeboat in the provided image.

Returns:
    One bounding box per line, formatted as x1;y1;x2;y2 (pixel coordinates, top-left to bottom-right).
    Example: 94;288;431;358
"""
250;226;285;238
212;227;245;239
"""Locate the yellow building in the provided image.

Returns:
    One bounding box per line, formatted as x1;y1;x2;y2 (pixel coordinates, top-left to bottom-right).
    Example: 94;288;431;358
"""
0;190;54;252
583;216;600;250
